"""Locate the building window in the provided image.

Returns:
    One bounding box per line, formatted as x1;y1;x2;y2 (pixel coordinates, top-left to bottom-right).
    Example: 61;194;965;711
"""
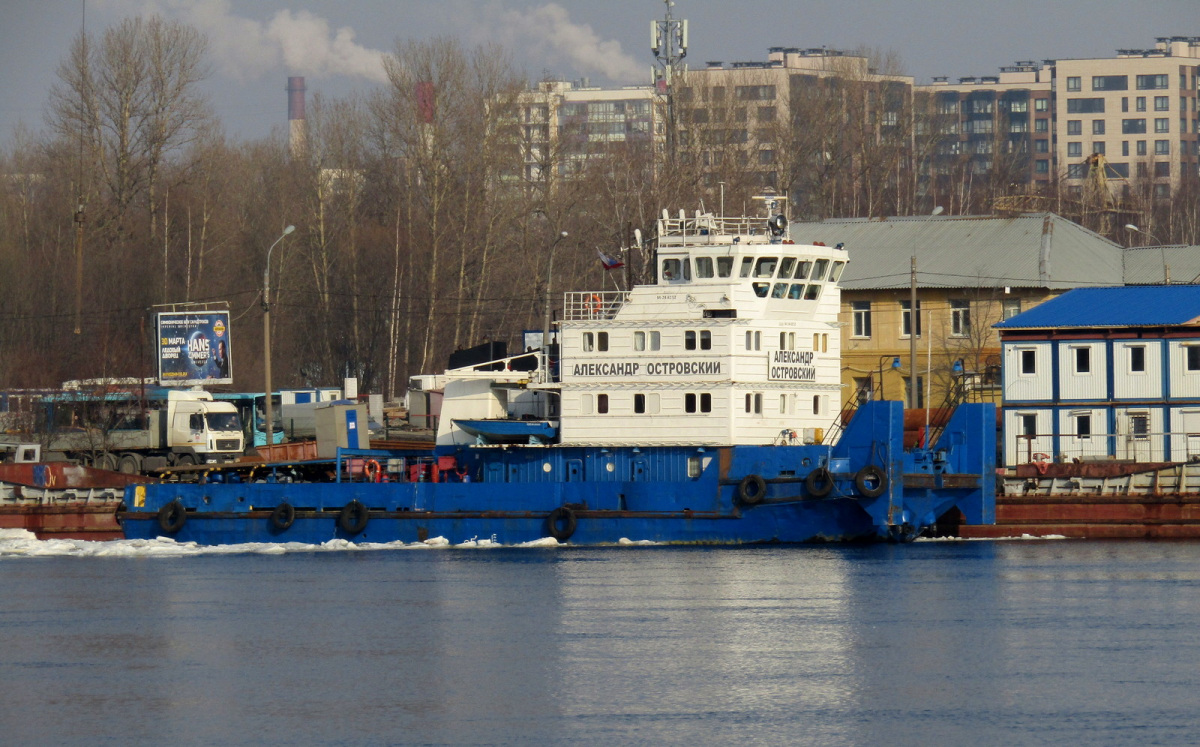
903;377;925;408
1067;120;1082;136
950;299;971;337
1187;346;1200;371
1077;414;1092;438
901;300;922;338
634;393;647;414
1137;140;1147;156
597;394;609;414
1035;139;1049;153
1035;98;1048;112
1093;120;1105;135
1035;119;1048;132
852;301;872;337
1003;299;1022;319
1067;98;1105;114
1021;413;1037;437
1137;74;1168;90
1130;413;1150;438
1155;118;1170;133
1020;349;1037;375
1156;162;1171;178
1094;142;1106;155
1155;96;1170;111
1122;97;1129;112
1130;346;1146;373
1093;75;1128;91
1122;118;1147;134
1136;96;1147;111
1074;346;1091;374
1035;159;1049;174
1155;139;1170;155
1068;142;1082;158
1067;76;1081;92
1122;140;1130;156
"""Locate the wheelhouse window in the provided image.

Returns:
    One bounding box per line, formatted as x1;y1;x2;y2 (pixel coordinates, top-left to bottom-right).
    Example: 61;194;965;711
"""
811;259;830;281
794;261;812;279
754;257;778;278
695;257;715;278
662;258;690;281
716;257;734;277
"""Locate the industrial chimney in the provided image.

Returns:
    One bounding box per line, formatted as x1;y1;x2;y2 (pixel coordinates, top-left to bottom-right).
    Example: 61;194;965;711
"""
287;76;306;157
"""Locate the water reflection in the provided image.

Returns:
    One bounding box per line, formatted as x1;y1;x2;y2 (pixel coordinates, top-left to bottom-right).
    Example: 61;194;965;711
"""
2;542;1200;743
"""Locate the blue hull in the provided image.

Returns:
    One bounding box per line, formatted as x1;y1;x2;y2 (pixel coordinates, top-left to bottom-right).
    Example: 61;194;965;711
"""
121;402;996;546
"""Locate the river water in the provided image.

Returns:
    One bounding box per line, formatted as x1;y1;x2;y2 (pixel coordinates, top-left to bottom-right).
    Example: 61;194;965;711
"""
2;533;1198;745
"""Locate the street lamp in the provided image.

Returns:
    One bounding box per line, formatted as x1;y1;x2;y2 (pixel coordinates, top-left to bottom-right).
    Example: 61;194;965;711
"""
262;224;295;448
1124;223;1169;284
541;230;570;377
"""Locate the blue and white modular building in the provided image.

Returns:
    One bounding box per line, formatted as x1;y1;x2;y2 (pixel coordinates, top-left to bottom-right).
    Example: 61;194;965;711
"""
997;285;1200;465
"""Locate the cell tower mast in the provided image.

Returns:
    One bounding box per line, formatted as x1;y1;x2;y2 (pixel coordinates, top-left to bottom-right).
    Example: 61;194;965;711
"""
651;0;687;160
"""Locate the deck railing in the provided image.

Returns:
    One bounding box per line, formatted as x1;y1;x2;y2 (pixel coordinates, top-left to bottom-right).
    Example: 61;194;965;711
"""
562;291;630;321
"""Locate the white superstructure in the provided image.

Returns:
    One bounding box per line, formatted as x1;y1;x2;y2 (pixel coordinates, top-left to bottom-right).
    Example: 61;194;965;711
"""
430;202;848;447
555;205;846;446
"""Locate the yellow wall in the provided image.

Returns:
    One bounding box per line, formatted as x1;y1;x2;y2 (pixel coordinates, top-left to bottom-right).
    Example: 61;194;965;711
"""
837;288;1063;408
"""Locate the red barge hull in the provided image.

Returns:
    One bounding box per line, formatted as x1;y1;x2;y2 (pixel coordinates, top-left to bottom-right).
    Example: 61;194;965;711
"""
0;463;153;540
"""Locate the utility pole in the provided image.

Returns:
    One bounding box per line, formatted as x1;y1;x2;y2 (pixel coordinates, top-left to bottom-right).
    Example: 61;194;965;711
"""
909;255;918;409
651;0;687;161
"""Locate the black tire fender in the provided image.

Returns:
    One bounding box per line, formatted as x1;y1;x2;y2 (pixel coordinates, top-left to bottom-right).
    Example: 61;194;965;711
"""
854;464;889;498
805;467;834;498
547;506;577;542
338;500;369;534
270;502;296;532
157;500;187;534
737;474;767;505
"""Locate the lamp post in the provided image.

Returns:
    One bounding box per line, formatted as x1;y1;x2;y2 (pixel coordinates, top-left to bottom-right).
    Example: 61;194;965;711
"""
1124;223;1169;284
262;224;295;447
541;230;570;386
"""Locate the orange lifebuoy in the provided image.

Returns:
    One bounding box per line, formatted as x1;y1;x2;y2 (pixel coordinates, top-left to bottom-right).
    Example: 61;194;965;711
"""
589;294;602;314
364;459;382;483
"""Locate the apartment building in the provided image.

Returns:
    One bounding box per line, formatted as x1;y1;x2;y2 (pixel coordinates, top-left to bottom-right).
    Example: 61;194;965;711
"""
919;36;1200;201
515;80;661;186
676;48;914;189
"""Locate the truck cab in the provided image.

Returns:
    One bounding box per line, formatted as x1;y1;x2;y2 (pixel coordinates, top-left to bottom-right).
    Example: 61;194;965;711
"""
165;391;244;464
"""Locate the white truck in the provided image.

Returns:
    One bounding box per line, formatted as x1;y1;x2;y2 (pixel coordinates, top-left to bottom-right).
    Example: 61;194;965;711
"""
1;390;245;474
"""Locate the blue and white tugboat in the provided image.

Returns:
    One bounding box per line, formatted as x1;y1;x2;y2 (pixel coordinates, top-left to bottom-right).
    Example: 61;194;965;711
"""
122;202;996;545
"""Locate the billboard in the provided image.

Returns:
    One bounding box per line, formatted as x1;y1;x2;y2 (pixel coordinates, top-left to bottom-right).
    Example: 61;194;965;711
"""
157;311;233;386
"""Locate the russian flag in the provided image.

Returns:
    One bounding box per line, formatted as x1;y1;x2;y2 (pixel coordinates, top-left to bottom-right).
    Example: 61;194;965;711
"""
597;250;625;270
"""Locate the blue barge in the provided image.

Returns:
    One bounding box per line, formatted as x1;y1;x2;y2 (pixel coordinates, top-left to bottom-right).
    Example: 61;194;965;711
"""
121;204;996;546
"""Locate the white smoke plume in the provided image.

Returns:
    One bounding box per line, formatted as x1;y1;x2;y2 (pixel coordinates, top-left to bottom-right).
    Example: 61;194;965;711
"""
479;3;645;83
94;0;387;82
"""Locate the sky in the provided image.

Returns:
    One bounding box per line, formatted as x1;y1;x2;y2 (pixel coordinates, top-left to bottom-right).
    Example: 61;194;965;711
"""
1;0;1196;146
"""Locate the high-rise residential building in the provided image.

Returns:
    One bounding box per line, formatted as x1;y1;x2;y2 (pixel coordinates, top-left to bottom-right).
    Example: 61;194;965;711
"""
515;80;661;188
918;36;1200;202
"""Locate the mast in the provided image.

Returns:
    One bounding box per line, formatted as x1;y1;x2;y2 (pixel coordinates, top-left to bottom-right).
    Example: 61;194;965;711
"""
651;0;687;161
